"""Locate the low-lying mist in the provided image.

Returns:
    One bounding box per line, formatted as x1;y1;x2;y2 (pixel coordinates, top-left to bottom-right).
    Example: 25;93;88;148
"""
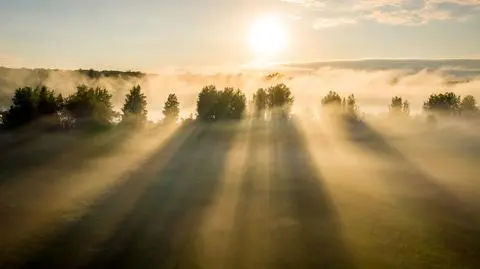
1;62;480;121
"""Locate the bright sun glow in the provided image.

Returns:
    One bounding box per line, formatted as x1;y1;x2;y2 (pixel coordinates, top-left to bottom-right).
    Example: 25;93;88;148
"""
249;16;286;56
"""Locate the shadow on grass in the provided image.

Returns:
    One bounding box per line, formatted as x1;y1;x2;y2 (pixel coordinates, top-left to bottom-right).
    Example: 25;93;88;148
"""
341;117;480;268
227;119;271;269
0;126;133;183
269;118;355;269
14;122;239;269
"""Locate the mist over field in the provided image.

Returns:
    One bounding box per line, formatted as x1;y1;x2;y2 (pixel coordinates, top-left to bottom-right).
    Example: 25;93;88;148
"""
2;59;480;120
1;60;480;269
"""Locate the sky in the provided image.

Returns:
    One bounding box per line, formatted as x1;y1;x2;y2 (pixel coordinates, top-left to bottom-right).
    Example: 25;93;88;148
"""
1;0;480;71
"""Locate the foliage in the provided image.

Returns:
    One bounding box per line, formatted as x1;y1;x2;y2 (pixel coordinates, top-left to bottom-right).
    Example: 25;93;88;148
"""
253;88;268;118
197;85;218;121
346;94;358;115
390;96;410;116
423;92;460;115
78;69;144;79
163;93;180;123
390;96;403;113
267;83;294;108
216;88;246;120
321;91;342;106
196;85;246;121
1;86;63;129
122;85;148;124
65;85;115;128
460;95;478;115
402;100;410;116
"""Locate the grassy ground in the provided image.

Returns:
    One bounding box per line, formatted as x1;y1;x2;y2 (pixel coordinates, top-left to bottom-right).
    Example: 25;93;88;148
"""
0;118;479;268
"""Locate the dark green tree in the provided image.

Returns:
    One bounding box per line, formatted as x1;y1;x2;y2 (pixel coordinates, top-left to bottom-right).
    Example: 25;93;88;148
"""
423;92;460;115
216;88;246;120
163;93;180;123
2;86;63;129
197;85;218;121
196;85;246;121
122;85;147;124
65;85;115;128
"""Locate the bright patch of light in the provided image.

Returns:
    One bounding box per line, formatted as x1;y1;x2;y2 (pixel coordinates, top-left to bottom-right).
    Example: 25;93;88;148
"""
249;15;286;56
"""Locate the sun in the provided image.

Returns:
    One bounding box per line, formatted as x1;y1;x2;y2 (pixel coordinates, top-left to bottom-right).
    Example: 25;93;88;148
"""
249;15;286;57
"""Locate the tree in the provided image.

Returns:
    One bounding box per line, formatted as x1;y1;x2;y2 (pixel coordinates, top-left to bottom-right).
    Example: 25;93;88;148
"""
460;95;478;116
216;88;246;120
253;88;268;118
267;83;294;117
390;96;410;116
2;86;63;129
390;96;403;114
122;85;147;124
163;93;180;123
423;92;460;115
197;85;218;121
322;91;342;106
196;85;246;121
65;85;115;128
346;94;358;115
402;100;410;116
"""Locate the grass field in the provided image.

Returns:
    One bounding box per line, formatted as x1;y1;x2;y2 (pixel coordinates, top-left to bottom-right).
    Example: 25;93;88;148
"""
0;118;479;269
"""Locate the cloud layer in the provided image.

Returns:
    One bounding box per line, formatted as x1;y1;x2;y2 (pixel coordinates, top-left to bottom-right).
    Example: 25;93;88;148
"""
282;0;480;27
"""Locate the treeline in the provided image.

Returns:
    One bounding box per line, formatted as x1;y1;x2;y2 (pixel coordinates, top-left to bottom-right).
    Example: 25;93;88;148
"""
0;83;478;131
77;69;145;79
319;90;478;118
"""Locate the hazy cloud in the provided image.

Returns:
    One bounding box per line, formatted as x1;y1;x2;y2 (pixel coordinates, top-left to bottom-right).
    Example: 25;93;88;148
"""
281;0;480;27
0;53;22;67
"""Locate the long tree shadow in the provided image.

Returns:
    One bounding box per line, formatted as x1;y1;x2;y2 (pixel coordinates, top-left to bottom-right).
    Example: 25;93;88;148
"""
16;122;239;269
0;127;134;183
4;123;196;268
341;117;480;268
227;119;271;269
269;118;355;269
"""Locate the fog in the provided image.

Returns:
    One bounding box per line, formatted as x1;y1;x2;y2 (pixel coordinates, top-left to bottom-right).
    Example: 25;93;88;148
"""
1;62;480;268
2;61;480;121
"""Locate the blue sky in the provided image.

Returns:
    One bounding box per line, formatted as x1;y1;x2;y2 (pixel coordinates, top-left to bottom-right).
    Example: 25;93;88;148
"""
0;0;479;70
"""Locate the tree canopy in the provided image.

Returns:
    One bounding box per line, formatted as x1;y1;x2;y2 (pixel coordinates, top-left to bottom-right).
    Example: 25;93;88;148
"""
163;93;180;123
196;86;246;121
122;85;148;124
390;96;410;116
65;85;115;128
321;91;342;106
423;92;461;115
253;88;268;118
460;95;478;116
1;86;63;129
